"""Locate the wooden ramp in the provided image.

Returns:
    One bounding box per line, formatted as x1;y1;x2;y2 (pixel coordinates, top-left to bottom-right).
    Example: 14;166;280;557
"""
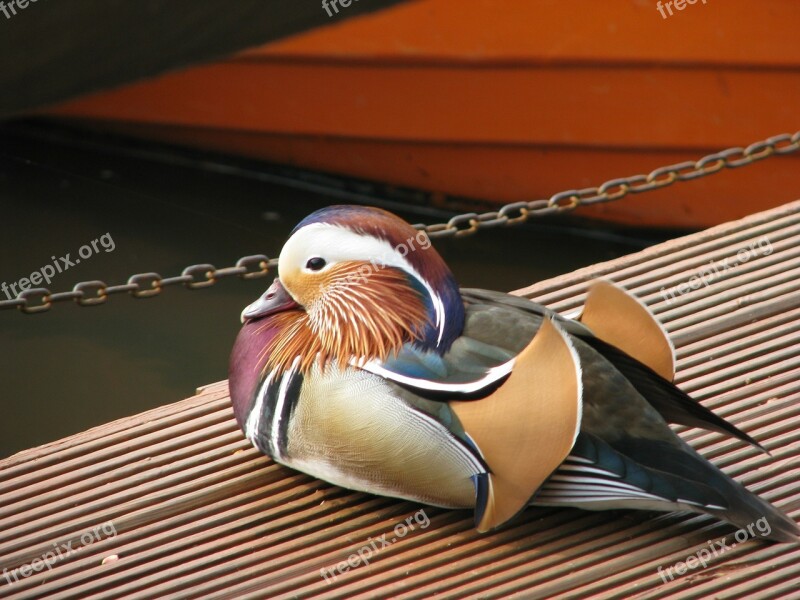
2;201;799;599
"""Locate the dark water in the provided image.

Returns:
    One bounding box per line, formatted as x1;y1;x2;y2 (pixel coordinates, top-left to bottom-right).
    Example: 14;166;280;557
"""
0;122;675;459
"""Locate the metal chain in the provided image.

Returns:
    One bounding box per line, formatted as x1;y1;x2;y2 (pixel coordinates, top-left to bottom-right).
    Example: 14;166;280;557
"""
2;130;799;314
415;131;800;238
0;255;275;314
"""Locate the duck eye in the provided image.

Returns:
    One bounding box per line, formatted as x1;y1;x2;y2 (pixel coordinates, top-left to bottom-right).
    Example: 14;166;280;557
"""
305;257;327;271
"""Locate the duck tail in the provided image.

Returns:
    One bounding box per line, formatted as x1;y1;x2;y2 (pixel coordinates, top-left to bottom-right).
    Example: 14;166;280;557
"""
704;471;799;543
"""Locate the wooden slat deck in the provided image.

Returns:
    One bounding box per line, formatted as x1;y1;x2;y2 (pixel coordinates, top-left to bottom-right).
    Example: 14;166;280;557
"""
2;201;799;599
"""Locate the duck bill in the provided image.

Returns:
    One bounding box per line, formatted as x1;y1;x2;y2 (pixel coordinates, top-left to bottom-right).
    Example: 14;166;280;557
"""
240;278;300;323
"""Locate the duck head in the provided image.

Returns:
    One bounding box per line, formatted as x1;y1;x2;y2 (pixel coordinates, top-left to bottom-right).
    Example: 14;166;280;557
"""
238;205;465;377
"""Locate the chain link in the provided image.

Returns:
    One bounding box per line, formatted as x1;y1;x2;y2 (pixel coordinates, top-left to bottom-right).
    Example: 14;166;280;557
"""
2;130;799;314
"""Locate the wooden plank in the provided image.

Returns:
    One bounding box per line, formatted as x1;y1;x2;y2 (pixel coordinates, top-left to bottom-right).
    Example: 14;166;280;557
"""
1;201;799;598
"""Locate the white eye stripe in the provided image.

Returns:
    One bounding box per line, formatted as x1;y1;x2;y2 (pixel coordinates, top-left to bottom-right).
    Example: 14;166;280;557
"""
284;224;416;275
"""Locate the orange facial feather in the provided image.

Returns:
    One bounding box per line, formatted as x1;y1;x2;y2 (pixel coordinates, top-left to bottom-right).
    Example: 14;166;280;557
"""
262;262;430;375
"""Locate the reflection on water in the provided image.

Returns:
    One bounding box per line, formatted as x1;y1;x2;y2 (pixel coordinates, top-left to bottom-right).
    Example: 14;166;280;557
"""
0;122;675;459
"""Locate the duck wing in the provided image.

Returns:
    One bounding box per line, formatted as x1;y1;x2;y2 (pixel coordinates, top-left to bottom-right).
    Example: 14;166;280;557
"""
459;287;761;449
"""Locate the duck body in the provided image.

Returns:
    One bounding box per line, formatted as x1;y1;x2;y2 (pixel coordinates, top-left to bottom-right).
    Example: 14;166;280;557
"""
232;312;481;509
229;205;799;541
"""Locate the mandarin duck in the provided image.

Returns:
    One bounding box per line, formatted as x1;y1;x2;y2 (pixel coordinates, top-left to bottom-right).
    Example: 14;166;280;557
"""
229;205;798;541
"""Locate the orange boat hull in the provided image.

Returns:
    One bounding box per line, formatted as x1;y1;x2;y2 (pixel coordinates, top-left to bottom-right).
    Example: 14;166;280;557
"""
46;0;800;228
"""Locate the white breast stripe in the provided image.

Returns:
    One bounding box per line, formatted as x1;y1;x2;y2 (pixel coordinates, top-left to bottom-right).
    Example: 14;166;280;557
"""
357;357;515;394
245;370;275;445
269;356;301;461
